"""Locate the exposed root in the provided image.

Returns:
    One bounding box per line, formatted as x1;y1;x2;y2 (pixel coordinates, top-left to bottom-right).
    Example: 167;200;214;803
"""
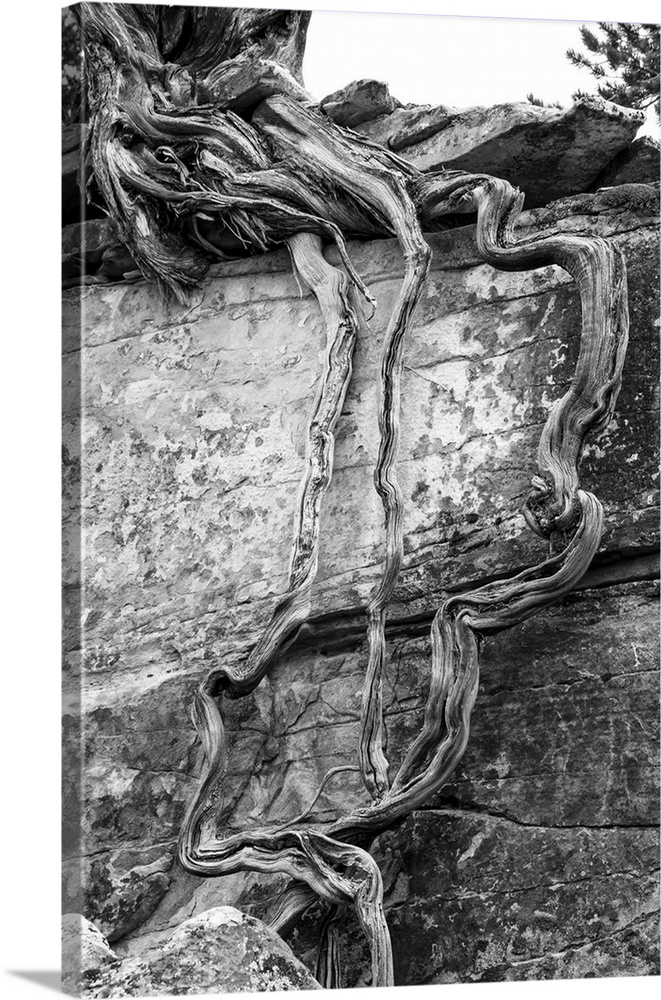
209;232;365;699
178;678;393;988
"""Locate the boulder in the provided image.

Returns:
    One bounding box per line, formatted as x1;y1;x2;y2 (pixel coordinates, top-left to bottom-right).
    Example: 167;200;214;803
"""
320;78;401;128
84;906;320;996
597;134;661;188
350;91;644;207
62;913;119;996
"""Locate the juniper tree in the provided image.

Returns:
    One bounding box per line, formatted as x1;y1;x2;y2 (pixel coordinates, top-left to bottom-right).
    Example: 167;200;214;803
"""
567;22;660;119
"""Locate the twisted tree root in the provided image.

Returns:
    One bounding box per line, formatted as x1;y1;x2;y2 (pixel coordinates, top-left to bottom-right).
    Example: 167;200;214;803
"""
178;174;628;984
210;232;364;699
178;675;393;988
177;183;626;983
78;5;630;988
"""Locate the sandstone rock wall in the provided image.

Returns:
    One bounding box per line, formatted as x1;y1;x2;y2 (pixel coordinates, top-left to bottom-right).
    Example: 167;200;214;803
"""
63;183;660;985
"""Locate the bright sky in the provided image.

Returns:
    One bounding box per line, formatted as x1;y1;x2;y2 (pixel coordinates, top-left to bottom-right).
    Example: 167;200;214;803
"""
304;13;599;107
299;2;659;136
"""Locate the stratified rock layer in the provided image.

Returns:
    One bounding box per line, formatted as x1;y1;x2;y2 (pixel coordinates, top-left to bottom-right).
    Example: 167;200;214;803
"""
286;578;659;985
374;807;659;984
62;184;659;984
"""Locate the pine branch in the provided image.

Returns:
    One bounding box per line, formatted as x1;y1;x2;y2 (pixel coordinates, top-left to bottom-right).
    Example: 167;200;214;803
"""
566;21;660;113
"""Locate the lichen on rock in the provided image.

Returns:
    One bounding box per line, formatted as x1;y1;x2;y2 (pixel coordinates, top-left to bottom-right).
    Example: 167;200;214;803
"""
63;907;321;997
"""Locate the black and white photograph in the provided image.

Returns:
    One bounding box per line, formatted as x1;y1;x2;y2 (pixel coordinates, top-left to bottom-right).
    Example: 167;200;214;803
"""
3;1;661;997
